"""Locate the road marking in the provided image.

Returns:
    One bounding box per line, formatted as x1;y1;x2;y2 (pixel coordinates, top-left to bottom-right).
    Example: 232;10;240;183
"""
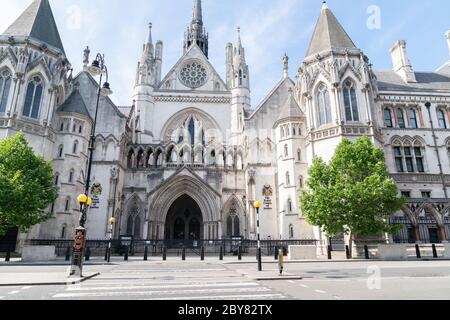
66;282;260;292
0;296;4;299
53;287;272;298
21;286;33;290
150;294;286;301
300;284;309;288
333;295;343;299
8;291;20;295
315;290;327;294
288;280;296;284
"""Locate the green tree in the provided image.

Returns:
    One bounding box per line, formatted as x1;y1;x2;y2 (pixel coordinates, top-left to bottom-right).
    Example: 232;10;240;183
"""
301;137;404;255
0;132;58;236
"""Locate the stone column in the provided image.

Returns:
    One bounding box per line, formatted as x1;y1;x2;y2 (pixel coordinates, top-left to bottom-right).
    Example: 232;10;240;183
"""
413;225;421;243
438;226;447;242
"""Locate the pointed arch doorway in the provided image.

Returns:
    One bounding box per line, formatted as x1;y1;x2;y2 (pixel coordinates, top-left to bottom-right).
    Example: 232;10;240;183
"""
164;194;203;240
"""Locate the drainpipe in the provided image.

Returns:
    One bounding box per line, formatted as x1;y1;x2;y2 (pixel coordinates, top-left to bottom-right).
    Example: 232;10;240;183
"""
426;102;448;199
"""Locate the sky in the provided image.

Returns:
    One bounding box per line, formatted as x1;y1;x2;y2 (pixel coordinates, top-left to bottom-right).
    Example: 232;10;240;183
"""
0;0;449;108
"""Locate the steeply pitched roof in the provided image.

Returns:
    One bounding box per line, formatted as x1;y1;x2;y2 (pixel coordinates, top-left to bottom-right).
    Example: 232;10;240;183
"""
306;3;356;58
375;70;450;93
57;89;92;120
2;0;65;54
277;93;303;122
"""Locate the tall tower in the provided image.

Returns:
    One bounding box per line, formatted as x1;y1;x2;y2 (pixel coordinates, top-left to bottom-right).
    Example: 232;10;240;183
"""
184;0;209;57
230;28;250;143
132;23;163;144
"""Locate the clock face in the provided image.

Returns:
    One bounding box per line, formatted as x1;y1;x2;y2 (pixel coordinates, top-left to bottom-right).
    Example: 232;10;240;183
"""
179;61;208;88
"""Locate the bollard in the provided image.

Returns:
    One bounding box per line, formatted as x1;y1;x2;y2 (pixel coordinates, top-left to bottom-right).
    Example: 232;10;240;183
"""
5;245;11;262
201;246;205;261
182;247;186;261
219;246;223;261
65;247;71;261
432;244;438;259
163;247;167;261
238;246;242;261
327;245;332;260
345;245;351;260
364;245;370;260
144;246;148;261
415;244;421;259
124;246;129;261
104;246;108;261
85;247;91;261
274;246;279;260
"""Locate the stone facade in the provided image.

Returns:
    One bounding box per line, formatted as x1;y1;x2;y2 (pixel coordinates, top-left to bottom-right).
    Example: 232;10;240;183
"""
0;0;449;245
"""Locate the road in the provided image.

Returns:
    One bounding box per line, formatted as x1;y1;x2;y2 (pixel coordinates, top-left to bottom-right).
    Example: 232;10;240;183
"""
1;259;450;300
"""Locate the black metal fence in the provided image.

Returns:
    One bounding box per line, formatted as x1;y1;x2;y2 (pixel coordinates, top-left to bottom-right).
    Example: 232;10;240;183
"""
24;239;318;257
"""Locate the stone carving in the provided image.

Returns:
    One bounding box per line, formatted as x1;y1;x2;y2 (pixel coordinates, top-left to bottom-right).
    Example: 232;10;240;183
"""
263;185;273;197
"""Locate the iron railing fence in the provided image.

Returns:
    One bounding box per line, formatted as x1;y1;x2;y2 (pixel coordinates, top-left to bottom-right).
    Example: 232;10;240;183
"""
23;239;319;257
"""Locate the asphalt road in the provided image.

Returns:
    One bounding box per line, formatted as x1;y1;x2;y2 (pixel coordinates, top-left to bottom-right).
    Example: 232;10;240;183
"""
1;259;450;300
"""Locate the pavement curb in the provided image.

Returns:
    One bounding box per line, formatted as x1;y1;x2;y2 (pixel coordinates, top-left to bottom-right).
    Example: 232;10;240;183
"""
0;272;100;287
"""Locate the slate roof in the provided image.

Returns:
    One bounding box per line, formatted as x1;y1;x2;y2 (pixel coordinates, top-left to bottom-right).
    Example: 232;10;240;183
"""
306;4;357;58
375;70;450;93
57;89;92;120
2;0;65;54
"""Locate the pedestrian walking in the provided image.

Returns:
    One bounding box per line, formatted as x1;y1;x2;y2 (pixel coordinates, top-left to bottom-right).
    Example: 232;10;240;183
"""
278;248;285;276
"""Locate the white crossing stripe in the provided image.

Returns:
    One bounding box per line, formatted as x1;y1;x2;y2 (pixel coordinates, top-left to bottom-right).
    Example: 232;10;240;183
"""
315;290;327;294
21;286;33;290
151;294;287;301
0;296;5;299
53;287;272;299
8;291;20;295
300;284;309;288
66;282;259;292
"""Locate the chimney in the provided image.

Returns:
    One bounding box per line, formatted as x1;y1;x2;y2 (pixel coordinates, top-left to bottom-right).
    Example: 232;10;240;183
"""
390;40;417;83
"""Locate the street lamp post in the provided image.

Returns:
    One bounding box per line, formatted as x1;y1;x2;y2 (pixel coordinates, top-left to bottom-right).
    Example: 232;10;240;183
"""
69;53;113;278
253;201;263;272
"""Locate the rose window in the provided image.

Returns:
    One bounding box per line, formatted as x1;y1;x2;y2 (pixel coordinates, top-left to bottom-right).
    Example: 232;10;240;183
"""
179;62;208;88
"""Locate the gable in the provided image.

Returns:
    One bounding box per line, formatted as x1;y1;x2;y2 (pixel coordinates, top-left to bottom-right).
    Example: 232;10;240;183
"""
158;44;228;92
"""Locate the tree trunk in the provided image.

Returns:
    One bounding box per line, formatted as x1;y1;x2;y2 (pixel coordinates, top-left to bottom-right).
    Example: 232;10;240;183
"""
347;231;353;259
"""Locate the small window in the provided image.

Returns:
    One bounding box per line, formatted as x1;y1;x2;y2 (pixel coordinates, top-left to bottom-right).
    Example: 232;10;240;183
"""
394;147;404;173
284;145;289;157
297;149;301;161
22;76;43;119
438;109;447;129
61;225;67;239
421;191;431;199
384;108;393;128
409;110;418;129
286;172;290;186
397;109;406;128
73;141;78;154
299;176;304;188
58;145;64;158
288;199;293;212
72;124;76;132
65;198;70;212
401;191;411;198
79;125;83;134
54;173;59;185
69;170;74;183
60;122;64;131
289;225;294;239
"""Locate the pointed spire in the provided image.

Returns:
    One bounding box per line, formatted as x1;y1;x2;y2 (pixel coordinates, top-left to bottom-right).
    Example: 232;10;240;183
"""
306;3;356;58
2;0;65;54
193;0;203;25
147;23;153;45
143;22;154;59
283;54;289;78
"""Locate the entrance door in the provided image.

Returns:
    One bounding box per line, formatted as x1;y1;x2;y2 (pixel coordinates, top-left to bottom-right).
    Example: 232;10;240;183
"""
429;228;439;244
165;194;203;242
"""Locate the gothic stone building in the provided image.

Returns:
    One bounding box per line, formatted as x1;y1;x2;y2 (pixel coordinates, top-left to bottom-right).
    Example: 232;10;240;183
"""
0;0;450;247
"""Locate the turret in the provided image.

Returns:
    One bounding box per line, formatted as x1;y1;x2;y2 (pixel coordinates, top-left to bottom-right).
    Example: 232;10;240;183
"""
132;23;163;144
230;28;251;142
183;0;209;57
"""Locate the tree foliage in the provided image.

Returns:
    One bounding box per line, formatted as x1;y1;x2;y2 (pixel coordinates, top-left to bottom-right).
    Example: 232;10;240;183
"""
301;137;404;238
0;132;58;236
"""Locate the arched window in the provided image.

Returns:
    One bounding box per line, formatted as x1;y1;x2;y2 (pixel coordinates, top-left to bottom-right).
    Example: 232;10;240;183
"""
288;199;293;212
126;216;133;236
393;140;425;173
189;118;195;145
227;216;233;237
0;69;12;113
22;76;43;119
134;216;141;239
397;109;406;129
343;80;359;122
73;141;78;154
286;172;290;186
54;173;59;185
60;122;64;131
409;110;418;129
316;84;332;127
58;145;64;158
384;108;393;128
127;150;135;168
299;176;304;188
292;127;296;136
438;109;448;129
284;144;289;157
72;123;76;132
79;125;83;134
65;197;71;212
239;69;243;86
280;127;284;138
297;149;301;161
61;224;67;239
68;169;74;183
289;225;294;239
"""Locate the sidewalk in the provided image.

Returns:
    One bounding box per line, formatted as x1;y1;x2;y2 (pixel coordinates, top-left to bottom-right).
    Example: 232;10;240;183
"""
0;271;100;287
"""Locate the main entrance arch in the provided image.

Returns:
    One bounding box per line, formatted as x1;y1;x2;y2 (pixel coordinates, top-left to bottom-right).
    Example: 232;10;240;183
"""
147;168;222;240
165;195;203;240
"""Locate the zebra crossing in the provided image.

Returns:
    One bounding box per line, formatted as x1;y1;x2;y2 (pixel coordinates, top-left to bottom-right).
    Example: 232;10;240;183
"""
51;265;288;300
